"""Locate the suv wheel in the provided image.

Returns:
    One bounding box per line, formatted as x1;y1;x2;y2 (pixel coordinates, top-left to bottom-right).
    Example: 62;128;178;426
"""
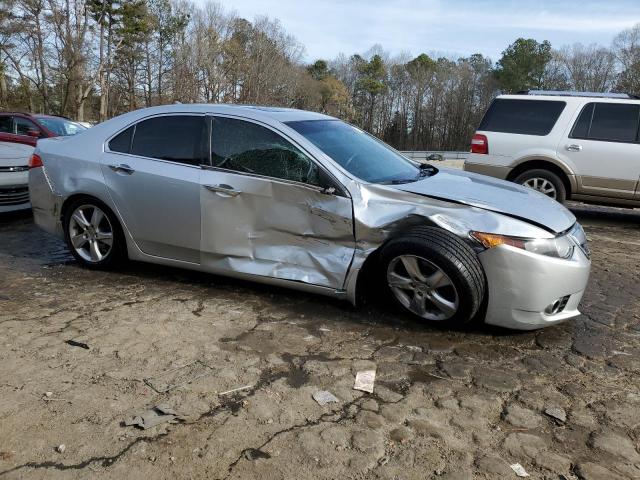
514;169;566;203
379;227;486;325
63;198;125;268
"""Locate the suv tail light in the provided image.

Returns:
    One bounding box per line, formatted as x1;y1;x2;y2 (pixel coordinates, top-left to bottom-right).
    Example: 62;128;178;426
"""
28;154;43;169
471;133;488;154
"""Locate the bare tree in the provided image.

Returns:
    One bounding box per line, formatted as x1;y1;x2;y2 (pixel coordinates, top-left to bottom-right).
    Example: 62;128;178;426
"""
613;23;640;94
0;0;638;153
555;43;616;92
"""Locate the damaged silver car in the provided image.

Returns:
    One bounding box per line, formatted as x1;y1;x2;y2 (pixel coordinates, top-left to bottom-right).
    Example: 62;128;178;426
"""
29;105;591;330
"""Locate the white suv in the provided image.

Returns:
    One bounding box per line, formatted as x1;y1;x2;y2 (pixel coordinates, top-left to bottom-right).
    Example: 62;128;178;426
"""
464;91;640;207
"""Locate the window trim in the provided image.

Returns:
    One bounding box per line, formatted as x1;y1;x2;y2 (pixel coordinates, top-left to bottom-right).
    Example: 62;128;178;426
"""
569;101;640;145
104;112;208;169
206;113;350;197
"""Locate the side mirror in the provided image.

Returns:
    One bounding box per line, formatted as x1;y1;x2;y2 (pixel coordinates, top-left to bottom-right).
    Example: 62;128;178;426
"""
321;186;336;195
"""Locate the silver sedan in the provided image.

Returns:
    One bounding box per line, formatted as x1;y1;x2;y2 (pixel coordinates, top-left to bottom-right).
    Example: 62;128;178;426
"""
28;105;591;330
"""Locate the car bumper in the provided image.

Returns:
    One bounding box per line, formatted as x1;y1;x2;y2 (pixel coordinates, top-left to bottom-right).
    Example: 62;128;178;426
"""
0;169;30;212
29;166;64;237
479;244;590;330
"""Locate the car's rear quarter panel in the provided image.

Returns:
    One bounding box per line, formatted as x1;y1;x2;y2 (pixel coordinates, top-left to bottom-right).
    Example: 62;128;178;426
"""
30;135;113;237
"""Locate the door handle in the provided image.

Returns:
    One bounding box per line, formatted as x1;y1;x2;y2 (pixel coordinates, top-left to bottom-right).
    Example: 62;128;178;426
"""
204;184;242;197
565;144;582;152
108;164;135;174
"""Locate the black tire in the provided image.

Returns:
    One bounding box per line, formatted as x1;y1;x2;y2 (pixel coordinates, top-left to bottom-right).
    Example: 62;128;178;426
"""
63;197;126;269
513;169;567;203
379;226;486;325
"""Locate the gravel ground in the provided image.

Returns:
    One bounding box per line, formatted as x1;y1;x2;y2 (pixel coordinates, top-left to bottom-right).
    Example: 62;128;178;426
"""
0;203;639;480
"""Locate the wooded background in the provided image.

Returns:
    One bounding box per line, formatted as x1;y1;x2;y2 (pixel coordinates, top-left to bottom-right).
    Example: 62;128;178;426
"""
1;0;639;150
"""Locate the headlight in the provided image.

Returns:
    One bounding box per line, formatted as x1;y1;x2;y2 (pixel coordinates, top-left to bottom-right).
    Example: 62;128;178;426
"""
470;231;575;259
568;223;590;258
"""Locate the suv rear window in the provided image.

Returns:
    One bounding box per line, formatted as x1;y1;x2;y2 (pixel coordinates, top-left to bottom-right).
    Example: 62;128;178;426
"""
479;99;566;136
570;102;640;143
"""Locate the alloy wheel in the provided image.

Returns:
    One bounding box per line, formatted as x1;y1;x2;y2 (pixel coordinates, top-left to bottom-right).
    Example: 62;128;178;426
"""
68;204;114;263
522;177;557;199
387;255;459;321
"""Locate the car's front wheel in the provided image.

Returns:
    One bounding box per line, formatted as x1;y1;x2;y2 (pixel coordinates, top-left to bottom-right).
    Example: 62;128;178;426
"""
63;198;125;268
380;227;485;324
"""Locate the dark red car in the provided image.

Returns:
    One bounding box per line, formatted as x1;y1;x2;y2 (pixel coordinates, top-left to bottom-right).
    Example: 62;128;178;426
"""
0;112;87;147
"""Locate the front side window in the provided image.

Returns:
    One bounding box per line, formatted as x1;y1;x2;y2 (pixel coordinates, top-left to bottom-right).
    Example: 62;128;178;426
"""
211;117;320;185
479;99;566;136
14;117;39;136
571;102;640;143
131;115;207;165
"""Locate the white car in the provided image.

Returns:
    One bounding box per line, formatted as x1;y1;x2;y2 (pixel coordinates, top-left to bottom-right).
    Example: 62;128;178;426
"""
0;141;33;212
464;91;640;207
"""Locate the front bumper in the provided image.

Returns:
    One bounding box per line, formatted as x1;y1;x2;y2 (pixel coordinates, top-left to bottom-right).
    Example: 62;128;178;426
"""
479;244;590;330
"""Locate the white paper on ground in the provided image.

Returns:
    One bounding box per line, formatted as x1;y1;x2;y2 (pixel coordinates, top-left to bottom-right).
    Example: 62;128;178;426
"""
510;463;529;477
353;370;376;393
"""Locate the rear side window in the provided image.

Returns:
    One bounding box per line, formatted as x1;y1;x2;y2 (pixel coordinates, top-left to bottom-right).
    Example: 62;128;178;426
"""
130;115;207;165
108;126;134;153
0;116;12;133
571;102;640;143
479;99;566;136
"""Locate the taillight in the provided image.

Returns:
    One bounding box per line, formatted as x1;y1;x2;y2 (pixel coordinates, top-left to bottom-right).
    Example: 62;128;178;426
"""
28;154;43;168
471;134;488;154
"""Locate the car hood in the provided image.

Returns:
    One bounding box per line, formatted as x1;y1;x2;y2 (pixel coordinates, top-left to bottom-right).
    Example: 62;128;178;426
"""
392;167;575;234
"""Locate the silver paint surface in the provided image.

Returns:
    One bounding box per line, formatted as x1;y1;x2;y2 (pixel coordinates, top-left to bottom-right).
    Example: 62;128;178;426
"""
29;104;590;329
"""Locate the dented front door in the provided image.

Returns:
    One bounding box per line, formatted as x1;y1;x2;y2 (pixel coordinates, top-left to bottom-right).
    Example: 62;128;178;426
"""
199;115;355;289
200;170;355;288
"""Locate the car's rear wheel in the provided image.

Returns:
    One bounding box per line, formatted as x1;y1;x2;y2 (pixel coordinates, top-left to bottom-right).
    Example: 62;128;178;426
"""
379;227;485;324
514;169;566;203
63;198;125;268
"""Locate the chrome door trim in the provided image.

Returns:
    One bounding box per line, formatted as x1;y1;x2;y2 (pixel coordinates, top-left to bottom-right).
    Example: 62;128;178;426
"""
104;150;204;170
203;183;242;196
108;163;135;174
200;163;330;195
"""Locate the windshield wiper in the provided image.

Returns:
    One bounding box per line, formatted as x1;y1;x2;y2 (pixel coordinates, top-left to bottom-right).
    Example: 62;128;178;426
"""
384;178;415;184
377;164;438;185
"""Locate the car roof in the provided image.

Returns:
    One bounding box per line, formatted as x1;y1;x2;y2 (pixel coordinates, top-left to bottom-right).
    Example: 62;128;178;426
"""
113;103;336;124
33;114;70;119
497;93;639;104
0;112;71;120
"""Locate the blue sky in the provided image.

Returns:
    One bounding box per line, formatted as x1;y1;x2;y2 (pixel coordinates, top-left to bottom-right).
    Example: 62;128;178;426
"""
204;0;640;62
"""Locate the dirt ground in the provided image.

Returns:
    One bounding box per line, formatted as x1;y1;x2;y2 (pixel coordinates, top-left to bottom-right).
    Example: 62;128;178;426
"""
0;203;639;480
